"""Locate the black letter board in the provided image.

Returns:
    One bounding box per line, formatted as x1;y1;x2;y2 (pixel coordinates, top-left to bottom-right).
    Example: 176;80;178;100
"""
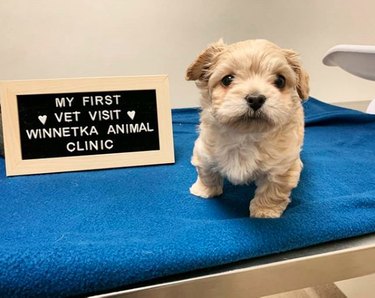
17;90;159;159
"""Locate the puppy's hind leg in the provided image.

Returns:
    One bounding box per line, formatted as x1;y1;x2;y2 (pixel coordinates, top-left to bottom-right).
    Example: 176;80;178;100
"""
250;159;302;218
190;166;223;199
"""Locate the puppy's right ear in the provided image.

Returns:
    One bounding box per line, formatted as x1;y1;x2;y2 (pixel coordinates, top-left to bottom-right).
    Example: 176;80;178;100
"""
185;39;226;81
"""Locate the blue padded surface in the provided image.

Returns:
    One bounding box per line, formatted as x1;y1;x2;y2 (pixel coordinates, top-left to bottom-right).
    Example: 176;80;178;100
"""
1;98;375;297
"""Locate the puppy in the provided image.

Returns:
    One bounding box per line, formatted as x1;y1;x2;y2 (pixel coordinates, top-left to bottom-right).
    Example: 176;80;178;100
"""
186;39;309;218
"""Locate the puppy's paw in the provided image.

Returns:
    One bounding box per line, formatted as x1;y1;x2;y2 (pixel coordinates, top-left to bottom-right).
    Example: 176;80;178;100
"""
190;178;223;199
249;199;288;218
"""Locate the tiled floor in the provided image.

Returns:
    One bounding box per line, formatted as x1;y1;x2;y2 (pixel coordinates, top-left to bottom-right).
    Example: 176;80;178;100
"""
262;274;375;298
263;283;346;298
336;273;375;298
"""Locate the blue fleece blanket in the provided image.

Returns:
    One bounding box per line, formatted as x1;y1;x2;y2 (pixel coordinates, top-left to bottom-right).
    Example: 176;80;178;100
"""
1;98;375;297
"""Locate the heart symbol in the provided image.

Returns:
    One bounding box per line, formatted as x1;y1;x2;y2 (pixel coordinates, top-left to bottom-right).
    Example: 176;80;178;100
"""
127;111;136;120
38;115;47;125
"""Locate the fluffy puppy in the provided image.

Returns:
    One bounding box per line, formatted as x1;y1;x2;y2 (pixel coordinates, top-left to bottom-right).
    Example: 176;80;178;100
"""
186;39;309;218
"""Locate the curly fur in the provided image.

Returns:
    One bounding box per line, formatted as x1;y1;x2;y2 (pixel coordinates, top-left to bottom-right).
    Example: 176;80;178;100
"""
186;39;309;218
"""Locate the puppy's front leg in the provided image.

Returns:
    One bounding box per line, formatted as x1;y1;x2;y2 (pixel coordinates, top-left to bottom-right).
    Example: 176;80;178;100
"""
190;167;223;199
250;160;302;218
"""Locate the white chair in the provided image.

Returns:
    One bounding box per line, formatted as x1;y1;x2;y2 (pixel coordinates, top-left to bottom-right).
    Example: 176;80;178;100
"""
323;44;375;114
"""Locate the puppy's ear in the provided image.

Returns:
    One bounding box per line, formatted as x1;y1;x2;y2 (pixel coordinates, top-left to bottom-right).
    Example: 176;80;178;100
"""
283;49;310;100
186;39;226;81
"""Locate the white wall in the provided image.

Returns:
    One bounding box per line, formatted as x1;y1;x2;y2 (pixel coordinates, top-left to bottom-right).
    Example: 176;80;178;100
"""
1;0;374;108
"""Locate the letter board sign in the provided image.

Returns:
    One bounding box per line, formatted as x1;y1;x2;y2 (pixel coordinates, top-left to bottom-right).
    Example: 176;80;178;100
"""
0;76;174;176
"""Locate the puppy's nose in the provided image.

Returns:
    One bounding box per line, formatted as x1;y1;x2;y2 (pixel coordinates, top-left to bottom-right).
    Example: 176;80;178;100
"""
245;94;267;111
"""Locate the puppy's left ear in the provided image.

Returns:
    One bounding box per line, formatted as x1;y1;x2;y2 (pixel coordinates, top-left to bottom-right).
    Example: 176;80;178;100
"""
283;49;310;100
186;39;226;81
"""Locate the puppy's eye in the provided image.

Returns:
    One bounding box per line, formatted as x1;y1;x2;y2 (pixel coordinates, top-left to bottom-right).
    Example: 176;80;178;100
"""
274;75;286;89
221;75;235;87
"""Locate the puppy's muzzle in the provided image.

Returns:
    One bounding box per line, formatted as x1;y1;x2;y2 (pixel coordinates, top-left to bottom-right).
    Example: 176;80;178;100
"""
245;94;266;111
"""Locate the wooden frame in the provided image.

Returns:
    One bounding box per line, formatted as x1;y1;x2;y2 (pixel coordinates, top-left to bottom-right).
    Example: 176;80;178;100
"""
0;76;174;176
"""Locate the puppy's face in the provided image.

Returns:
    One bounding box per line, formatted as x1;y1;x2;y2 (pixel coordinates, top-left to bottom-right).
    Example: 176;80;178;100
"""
186;39;309;130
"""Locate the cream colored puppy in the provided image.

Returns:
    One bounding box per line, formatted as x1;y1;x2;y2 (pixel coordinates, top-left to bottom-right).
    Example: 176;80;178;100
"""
186;39;309;218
